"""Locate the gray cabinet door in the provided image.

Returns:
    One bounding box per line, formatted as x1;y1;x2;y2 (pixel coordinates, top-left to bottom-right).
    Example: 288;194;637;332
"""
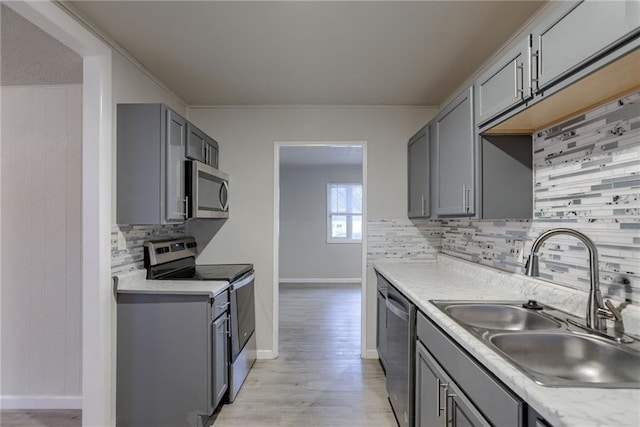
415;341;444;427
447;380;491;427
408;126;430;218
165;109;187;221
532;0;640;92
416;341;490;427
186;123;206;163
205;136;219;168
435;87;475;216
476;36;532;126
213;314;229;409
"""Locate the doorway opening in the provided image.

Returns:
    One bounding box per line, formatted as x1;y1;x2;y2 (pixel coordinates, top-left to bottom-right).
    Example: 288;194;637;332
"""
273;142;367;359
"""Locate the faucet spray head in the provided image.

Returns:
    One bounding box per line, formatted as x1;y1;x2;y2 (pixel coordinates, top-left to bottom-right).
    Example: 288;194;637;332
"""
525;253;539;277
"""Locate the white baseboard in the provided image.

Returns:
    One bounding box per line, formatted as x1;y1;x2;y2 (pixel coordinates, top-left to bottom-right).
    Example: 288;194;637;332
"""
279;278;361;284
256;349;276;359
1;395;82;409
363;349;380;359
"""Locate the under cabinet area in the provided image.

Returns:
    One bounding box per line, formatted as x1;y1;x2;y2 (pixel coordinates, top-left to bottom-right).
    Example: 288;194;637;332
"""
480;134;532;219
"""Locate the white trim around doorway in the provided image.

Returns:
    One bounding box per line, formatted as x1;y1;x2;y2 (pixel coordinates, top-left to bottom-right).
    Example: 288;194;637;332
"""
3;2;113;425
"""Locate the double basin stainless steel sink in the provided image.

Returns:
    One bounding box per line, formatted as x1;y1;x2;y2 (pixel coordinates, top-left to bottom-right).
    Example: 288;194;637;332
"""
430;301;640;388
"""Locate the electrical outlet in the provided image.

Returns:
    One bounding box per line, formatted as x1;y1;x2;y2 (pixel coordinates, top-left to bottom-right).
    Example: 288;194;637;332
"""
117;230;127;250
515;240;525;264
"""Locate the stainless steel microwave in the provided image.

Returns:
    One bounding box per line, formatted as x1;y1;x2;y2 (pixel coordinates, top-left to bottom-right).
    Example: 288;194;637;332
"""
186;160;229;219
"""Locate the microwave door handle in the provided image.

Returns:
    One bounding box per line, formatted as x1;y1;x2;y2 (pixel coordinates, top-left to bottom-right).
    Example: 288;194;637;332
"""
220;181;229;211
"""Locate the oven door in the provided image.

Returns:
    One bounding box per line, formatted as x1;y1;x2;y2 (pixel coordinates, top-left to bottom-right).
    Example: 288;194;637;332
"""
229;273;255;361
186;160;229;219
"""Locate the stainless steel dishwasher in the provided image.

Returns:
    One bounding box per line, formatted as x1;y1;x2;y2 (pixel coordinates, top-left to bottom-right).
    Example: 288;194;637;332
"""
386;284;416;427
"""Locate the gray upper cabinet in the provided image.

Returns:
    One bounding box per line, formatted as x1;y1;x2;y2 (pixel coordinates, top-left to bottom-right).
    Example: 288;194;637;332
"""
186;122;207;163
434;86;475;217
531;0;640;93
117;104;187;224
205;136;219;169
476;35;532;126
407;125;430;218
166;110;188;221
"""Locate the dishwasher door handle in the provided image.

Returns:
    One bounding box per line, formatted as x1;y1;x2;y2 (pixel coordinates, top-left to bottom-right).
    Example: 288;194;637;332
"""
386;298;409;321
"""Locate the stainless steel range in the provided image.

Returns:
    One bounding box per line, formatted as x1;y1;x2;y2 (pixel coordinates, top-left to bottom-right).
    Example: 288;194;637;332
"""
144;237;256;403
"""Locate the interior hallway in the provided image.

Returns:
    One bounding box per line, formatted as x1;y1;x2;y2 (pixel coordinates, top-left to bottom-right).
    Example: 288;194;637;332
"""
210;283;395;427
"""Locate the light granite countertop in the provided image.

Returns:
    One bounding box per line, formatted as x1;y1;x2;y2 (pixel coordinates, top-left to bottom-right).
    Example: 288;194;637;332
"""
374;255;640;427
114;269;230;297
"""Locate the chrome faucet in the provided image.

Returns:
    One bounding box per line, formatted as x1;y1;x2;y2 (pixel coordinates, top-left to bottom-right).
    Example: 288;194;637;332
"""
525;228;609;332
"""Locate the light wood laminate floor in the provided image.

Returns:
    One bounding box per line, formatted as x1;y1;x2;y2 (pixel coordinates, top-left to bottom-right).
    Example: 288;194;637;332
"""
210;283;396;427
0;409;81;427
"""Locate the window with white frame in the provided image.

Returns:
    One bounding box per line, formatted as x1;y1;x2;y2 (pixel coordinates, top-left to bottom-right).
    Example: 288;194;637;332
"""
327;183;362;243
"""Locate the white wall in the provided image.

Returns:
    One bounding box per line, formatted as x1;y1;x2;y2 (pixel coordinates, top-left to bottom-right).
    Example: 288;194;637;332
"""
280;165;362;281
187;106;437;356
1;85;82;408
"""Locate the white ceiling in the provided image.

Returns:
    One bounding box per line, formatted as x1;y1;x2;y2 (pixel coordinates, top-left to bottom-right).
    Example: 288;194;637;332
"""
69;0;544;106
280;146;363;167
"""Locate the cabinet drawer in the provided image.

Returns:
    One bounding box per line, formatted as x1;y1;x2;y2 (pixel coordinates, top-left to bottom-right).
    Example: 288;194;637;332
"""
212;290;229;319
417;312;523;427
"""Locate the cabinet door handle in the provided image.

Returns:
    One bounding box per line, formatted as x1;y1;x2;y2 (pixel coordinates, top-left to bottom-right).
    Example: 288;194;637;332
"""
462;185;471;213
514;61;524;99
437;378;448;418
442;383;450;427
445;392;457;426
421;195;425;217
184;196;189;218
531;45;540;90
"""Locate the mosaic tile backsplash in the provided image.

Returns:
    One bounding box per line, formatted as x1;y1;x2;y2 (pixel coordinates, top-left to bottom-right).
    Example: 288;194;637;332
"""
369;91;640;305
111;224;185;275
367;219;442;262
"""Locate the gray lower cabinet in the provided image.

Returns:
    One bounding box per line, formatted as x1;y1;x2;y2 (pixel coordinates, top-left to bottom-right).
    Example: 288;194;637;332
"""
416;311;524;427
376;286;388;371
117;292;229;427
212;312;229;408
475;35;532;126
531;0;640;93
117;103;187;224
408;125;430;218
434;86;475;217
416;340;490;427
